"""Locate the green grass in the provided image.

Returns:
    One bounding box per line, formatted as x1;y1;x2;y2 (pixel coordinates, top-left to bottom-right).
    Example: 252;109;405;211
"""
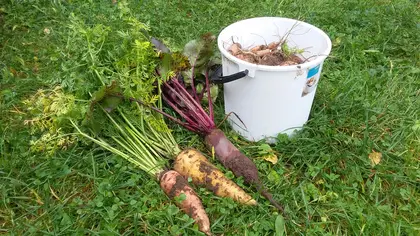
1;0;419;235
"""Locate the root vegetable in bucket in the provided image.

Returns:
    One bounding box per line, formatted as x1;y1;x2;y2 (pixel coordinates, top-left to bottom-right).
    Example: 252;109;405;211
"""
228;41;304;66
225;22;308;66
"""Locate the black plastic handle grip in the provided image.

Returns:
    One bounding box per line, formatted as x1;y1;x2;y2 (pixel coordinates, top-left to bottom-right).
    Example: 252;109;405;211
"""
210;65;249;84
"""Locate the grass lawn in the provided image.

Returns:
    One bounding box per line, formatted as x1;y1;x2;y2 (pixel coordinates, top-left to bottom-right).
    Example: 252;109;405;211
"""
1;0;419;235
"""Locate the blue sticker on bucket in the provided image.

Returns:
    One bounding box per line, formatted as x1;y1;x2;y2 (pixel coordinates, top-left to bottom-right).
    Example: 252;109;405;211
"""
302;64;321;97
307;64;321;78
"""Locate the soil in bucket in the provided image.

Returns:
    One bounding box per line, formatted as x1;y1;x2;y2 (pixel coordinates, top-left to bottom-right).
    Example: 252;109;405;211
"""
226;23;308;67
228;40;305;66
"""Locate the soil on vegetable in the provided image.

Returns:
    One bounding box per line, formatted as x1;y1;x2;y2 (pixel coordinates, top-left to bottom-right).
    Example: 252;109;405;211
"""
160;170;188;199
198;161;221;193
205;129;285;213
170;175;188;199
160;171;209;234
228;41;304;66
225;152;259;185
204;129;259;185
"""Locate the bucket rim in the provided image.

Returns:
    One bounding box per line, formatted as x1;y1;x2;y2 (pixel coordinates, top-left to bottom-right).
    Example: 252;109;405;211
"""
217;17;332;72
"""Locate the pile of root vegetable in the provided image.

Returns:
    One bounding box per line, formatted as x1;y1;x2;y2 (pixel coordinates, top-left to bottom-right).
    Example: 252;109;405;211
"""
24;15;285;236
228;40;304;66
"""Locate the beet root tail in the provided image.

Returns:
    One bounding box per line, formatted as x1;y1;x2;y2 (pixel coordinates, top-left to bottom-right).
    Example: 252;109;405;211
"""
257;185;286;216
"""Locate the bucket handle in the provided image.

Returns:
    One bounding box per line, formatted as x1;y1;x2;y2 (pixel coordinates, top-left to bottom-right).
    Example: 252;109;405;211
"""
210;65;249;84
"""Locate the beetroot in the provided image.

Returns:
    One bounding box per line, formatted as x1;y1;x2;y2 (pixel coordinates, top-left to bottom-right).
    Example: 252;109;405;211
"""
205;129;284;212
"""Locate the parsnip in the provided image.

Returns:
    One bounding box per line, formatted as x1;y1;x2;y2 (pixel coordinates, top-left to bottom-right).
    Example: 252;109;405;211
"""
174;148;257;206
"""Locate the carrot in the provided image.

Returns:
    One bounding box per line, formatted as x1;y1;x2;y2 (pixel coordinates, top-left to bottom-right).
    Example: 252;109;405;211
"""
71;110;213;235
173;148;257;206
160;170;211;236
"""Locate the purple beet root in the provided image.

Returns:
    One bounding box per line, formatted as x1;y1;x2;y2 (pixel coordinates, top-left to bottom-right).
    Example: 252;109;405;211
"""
204;129;285;213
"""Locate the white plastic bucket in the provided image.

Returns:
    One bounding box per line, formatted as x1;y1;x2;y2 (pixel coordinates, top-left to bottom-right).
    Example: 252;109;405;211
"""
217;17;332;142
